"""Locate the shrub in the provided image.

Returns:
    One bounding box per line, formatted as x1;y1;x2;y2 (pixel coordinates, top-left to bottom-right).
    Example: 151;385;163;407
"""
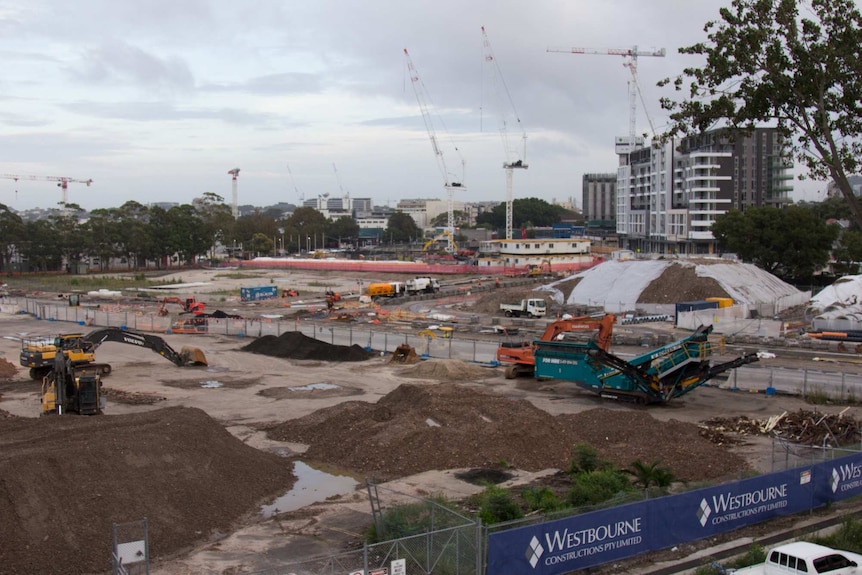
568;469;632;507
477;485;523;524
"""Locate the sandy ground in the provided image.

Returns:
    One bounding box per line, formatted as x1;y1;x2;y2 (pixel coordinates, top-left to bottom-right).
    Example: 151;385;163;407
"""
2;270;860;574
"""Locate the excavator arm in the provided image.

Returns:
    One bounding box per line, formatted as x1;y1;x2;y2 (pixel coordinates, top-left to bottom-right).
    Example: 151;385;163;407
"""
81;327;207;366
497;314;616;379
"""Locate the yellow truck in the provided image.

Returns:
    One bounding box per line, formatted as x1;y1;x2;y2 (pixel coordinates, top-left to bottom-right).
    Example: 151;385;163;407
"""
366;282;405;299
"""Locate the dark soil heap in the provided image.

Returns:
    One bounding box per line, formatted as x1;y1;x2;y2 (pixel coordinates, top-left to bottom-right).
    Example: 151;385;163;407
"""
0;406;295;575
241;331;374;361
266;382;747;483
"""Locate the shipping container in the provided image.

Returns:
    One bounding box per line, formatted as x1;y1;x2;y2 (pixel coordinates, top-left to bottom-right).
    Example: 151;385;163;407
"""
241;286;279;302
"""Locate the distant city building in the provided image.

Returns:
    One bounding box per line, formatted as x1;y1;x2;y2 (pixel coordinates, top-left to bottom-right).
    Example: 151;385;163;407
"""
615;127;793;254
826;175;862;199
582;173;616;224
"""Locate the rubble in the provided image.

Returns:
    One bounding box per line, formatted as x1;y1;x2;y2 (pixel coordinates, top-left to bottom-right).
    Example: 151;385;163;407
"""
702;409;862;446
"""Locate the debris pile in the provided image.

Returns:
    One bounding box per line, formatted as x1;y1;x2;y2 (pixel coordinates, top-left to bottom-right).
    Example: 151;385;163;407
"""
266;383;748;482
241;331;374;361
703;409;861;446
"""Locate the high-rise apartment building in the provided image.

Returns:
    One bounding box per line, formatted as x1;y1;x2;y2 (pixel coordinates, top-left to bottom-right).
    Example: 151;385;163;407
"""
615;127;793;254
582;173;616;223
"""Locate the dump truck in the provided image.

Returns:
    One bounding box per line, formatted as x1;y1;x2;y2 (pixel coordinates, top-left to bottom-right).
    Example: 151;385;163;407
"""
533;324;759;404
499;298;546;318
405;277;440;295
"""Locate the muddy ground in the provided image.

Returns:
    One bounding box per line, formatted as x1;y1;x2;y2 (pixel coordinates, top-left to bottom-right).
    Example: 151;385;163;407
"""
0;269;858;574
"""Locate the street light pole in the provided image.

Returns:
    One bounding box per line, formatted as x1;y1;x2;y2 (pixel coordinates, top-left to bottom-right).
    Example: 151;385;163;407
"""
306;235;310;254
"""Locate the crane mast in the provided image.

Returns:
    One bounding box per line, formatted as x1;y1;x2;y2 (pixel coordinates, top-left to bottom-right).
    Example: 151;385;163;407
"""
482;26;528;241
227;168;240;219
547;45;665;154
404;48;464;252
1;174;93;205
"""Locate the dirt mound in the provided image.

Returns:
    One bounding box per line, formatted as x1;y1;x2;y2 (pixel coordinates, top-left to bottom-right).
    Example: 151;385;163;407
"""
397;359;497;381
0;357;18;378
0;406;295;575
638;261;731;304
241;331;374;361
265;383;747;483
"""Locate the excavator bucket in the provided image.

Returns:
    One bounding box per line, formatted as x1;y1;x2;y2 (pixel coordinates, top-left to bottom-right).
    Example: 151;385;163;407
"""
180;346;208;366
389;344;419;365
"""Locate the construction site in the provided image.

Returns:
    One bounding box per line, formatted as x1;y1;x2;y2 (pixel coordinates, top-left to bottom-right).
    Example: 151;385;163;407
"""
1;264;862;574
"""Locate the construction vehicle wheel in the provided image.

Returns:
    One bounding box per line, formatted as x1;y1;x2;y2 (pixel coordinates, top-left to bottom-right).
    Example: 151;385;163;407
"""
504;365;518;379
101;365;112;376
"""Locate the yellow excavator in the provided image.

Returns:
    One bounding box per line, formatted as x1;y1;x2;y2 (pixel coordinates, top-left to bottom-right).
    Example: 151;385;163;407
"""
21;327;207;380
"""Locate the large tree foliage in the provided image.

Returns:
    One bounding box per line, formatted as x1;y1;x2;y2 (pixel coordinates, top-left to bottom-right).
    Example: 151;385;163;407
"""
0;204;24;273
383;212;421;243
711;205;838;280
660;0;862;229
475;197;569;229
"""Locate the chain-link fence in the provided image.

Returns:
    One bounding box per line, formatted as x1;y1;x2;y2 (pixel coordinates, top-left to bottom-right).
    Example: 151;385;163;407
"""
770;435;862;472
215;483;481;575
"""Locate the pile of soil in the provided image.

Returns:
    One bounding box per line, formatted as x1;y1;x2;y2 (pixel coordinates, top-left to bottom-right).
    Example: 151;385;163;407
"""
241;331;374;361
638;261;731;304
0;406;296;575
265;383;747;483
397;359;497;381
0;357;18;378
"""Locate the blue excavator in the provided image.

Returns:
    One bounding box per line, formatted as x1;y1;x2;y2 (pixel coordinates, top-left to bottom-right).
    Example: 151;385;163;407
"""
533;324;759;404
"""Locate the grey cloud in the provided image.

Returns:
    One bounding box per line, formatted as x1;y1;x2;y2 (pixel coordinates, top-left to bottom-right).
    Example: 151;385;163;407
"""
62;100;287;127
70;40;195;94
200;72;324;96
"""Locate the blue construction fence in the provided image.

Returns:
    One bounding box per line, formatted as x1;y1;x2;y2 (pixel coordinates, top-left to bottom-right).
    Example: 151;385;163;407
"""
487;452;862;575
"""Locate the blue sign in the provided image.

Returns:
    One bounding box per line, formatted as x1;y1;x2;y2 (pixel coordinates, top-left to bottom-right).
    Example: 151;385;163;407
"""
487;454;862;575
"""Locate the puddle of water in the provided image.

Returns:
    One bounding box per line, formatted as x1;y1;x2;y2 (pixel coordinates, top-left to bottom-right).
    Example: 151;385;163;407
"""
206;366;229;373
201;380;223;388
288;382;340;391
261;461;358;518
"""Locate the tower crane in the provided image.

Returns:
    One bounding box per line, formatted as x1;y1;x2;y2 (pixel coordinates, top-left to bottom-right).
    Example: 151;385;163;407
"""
227;168;240;219
1;174;93;204
482;26;528;241
403;48;465;253
547;45;665;154
286;164;303;203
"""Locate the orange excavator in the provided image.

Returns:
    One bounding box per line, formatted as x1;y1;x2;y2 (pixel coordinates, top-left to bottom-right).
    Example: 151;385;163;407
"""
496;313;616;379
158;296;206;316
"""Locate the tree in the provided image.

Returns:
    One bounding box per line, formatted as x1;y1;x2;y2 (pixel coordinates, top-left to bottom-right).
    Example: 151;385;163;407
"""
430;210;468;228
475;198;568;229
659;0;862;230
711;205;838;280
0;204;24;273
383;212;421;243
832;230;862;275
327;216;359;248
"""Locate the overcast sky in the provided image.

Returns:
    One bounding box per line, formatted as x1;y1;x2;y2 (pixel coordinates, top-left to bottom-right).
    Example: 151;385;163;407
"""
0;1;825;213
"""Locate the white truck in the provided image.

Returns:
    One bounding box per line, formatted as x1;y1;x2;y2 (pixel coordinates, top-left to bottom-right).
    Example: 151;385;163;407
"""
729;542;862;574
405;277;440;295
500;298;546;318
